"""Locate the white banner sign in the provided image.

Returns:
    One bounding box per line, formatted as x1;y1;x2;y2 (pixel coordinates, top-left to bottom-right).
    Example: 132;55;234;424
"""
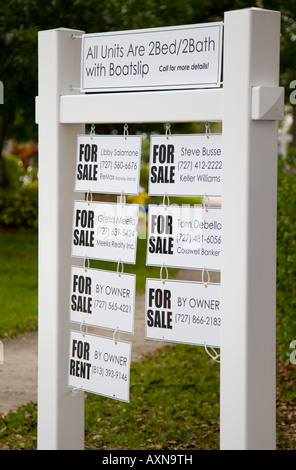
146;205;222;270
68;331;131;402
72;201;139;264
75;134;142;195
146;278;221;347
149;134;222;197
81;23;223;92
70;266;136;333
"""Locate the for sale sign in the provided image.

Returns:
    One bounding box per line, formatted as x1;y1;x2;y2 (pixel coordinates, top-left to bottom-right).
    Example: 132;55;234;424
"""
145;278;221;347
71;201;138;264
146;205;222;271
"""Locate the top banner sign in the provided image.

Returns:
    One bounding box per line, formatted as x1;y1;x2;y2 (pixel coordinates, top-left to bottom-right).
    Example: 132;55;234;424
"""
81;23;223;92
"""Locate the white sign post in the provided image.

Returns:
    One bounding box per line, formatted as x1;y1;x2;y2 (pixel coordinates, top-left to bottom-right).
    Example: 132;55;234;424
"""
36;8;283;450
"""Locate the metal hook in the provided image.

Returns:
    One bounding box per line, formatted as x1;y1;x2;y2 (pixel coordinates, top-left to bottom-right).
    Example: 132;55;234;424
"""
160;264;168;284
162;193;170;210
71;385;83;395
86;189;93;206
165;123;171;140
113;327;120;345
120;190;126;207
117;259;124;277
124;123;129;140
84;256;90;272
204;343;220;363
80;321;88;338
203;194;210;213
90;124;95;140
202;266;210;288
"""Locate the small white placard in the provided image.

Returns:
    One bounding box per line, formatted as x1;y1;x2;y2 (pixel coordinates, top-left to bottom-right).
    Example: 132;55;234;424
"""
81;23;223;92
149;134;222;197
146;205;222;270
70;266;136;333
145;278;221;347
68;331;131;402
72;201;139;264
75;134;141;195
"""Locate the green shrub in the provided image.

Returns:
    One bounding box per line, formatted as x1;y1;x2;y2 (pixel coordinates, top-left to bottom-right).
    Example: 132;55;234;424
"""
2;154;25;190
276;155;296;359
0;181;38;229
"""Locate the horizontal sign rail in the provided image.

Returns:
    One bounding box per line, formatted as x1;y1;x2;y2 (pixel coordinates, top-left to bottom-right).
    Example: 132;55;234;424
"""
58;88;223;124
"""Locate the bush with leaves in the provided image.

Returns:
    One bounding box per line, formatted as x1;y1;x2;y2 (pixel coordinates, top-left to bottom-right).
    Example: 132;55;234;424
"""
0;154;38;229
0;182;38;229
276;153;296;360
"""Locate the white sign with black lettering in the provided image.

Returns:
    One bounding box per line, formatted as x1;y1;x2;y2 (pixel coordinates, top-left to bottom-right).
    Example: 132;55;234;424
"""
146;278;221;347
81;23;223;92
146;205;222;270
149;134;222;197
72;201;139;264
70;266;135;333
68;331;131;402
75;134;141;195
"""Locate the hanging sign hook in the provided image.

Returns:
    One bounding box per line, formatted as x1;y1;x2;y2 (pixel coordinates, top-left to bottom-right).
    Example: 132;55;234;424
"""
204;343;220;363
90;124;95;140
124;123;129;140
162;193;170;211
113;327;120;345
117;259;124;278
86;189;93;206
203;193;210;213
120;190;126;208
202;266;210;288
160;264;168;285
80;321;88;338
84;256;90;272
165;123;171;140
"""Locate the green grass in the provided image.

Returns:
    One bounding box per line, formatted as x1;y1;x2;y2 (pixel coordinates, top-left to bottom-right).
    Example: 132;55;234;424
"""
0;229;38;338
84;344;220;450
0;344;220;450
1;343;296;450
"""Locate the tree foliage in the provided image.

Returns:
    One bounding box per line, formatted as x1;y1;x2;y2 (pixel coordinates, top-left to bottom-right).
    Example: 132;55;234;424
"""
0;0;255;151
1;0;296;157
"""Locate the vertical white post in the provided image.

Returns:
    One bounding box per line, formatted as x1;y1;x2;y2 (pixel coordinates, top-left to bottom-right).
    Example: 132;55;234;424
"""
37;28;85;449
221;8;281;449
